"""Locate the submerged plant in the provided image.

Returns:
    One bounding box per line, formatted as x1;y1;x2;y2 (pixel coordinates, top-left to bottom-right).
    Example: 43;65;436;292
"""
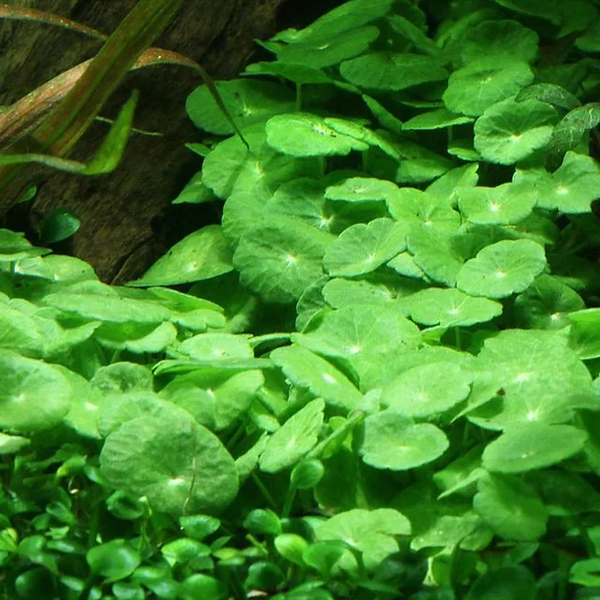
2;0;600;598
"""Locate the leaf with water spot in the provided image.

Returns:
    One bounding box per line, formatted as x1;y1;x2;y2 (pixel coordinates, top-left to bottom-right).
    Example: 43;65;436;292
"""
443;56;533;117
467;329;596;430
456;239;546;299
266;113;369;157
259;398;324;473
474;97;556;165
271;345;363;411
483;423;588;473
100;406;238;516
404;287;502;327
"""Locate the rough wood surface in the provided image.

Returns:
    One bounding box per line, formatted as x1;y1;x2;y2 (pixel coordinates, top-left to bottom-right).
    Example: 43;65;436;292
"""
1;0;288;282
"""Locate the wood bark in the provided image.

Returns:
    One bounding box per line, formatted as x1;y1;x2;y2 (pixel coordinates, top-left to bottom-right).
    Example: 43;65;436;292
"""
0;0;289;283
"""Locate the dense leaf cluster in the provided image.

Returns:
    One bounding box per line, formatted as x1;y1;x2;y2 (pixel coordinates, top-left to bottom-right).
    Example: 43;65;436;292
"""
3;0;600;598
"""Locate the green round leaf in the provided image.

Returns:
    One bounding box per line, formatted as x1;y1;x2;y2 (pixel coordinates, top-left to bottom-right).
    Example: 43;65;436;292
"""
291;459;325;489
181;574;227;600
259;399;325;473
482;423;587;473
128;226;233;286
461;20;539;64
458;182;537;225
87;540;141;582
39;209;81;244
266;113;369;157
324;218;407;277
315;508;410;572
271;345;363;411
340;53;447;91
514;151;600;213
0;352;71;433
380;362;472;418
100;408;238;516
405;287;502;327
276;25;379;68
233;218;332;304
474;473;547;541
186;79;295;135
474;97;556;165
443;57;534;116
403;108;474;131
514;274;585;329
456;239;546;299
361;411;449;470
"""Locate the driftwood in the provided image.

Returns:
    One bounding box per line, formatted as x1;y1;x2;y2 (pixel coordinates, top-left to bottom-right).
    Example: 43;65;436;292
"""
0;0;291;282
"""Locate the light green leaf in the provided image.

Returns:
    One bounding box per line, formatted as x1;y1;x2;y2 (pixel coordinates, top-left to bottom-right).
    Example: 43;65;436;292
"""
128;226;233;287
100;407;238;516
443;57;534;116
271;345;363;411
468;329;596;429
457;182;537;225
380;362;472;418
482;423;588;473
44;283;172;323
0;351;71;433
186;79;295;135
325;177;400;203
315;508;410;572
259;398;325;473
403;108;473;131
233;218;333;304
456;239;546;299
202;126;321;198
569;309;600;360
159;368;263;431
324;218;406;277
361;411;449;470
293;304;421;390
95;321;178;354
244;62;332;85
460;19;538;64
387;14;440;56
176;333;252;361
513;151;600;213
408;230;485;287
274;0;394;44
340;53;447;91
0;229;48;262
426;164;480;207
276;25;379;69
404;287;502;327
388;188;461;233
473;473;547;541
473;97;556;165
266;113;369;157
172;171;216;205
